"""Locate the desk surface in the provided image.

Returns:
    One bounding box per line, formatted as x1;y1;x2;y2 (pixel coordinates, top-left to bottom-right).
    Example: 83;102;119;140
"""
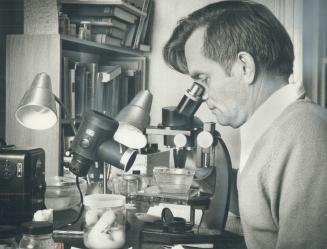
53;207;246;249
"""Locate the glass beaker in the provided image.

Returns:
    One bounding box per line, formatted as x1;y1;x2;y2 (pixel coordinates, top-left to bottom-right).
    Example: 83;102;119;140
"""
83;194;126;249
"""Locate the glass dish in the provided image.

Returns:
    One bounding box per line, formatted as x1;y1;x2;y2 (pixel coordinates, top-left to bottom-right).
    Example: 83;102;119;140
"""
45;176;87;211
153;167;195;194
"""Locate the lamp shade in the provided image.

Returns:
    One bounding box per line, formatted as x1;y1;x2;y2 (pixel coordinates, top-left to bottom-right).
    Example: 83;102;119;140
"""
115;90;153;131
114;90;153;149
15;73;58;130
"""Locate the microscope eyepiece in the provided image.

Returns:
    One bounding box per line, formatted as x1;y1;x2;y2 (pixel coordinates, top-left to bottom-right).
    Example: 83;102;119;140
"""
176;82;205;118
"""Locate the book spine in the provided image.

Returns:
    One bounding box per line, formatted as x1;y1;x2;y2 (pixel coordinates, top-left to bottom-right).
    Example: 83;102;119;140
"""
103;78;114;116
111;76;120;117
70;16;128;31
69;68;76;119
75;64;88;118
95;73;104;113
91;26;126;40
85;63;98;111
139;0;154;46
98;66;122;82
62;57;71;119
92;34;122;47
124;22;137;47
133;0;150;49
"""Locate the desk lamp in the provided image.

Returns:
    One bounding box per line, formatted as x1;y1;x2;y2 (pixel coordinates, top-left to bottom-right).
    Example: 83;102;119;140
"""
16;72;77;134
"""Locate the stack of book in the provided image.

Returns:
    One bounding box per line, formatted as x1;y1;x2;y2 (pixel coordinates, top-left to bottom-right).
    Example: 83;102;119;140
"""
60;0;154;50
62;4;137;47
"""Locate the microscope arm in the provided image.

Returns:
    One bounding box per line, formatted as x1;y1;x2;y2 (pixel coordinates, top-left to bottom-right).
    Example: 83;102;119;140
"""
200;135;232;232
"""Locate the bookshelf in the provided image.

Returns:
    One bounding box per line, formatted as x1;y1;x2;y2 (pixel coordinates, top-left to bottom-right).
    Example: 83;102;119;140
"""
5;0;153;177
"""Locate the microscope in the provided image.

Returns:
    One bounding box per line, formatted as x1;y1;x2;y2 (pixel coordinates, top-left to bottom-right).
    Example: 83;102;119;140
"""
142;82;233;245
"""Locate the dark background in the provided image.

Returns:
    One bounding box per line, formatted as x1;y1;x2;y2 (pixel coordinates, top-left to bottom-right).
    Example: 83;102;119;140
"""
0;0;23;140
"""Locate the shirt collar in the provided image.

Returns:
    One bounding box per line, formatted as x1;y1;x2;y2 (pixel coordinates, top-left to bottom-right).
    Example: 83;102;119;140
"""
239;81;305;172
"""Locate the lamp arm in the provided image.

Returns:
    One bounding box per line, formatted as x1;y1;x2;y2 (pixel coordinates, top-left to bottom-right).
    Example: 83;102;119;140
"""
54;95;77;135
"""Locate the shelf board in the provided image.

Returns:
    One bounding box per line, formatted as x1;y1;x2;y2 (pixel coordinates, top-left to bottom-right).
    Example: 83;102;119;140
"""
60;0;147;16
61;34;144;56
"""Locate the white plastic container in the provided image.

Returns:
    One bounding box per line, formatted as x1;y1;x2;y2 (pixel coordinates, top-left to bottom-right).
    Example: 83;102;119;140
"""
83;194;126;249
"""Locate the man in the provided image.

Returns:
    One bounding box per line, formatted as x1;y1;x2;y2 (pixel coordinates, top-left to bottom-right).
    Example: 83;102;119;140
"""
163;1;327;249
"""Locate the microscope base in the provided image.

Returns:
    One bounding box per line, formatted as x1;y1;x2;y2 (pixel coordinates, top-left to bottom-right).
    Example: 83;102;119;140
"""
140;222;229;245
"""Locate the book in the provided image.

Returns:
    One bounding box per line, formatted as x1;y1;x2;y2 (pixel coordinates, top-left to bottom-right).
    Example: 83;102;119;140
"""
63;5;138;24
66;61;80;120
110;76;120;116
92;33;123;47
124;22;137;47
95;74;104;113
139;44;151;52
62;57;71;119
70;16;129;31
118;73;129;111
102;76;120;117
85;62;98;111
98;65;122;82
75;63;88;118
98;56;147;89
124;0;146;10
91;25;126;40
126;69;137;102
101;77;113;115
139;0;154;46
69;67;76;119
132;0;150;49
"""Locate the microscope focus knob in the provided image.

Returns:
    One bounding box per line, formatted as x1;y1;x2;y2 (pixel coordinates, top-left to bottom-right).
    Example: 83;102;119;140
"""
80;138;91;148
174;133;187;148
197;131;214;149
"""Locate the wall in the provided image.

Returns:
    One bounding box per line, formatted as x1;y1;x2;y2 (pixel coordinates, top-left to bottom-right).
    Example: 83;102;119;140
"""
303;0;327;106
0;0;23;140
147;0;303;169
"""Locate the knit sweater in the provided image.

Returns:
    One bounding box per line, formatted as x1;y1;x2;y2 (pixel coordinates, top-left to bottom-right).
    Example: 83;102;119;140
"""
237;99;327;249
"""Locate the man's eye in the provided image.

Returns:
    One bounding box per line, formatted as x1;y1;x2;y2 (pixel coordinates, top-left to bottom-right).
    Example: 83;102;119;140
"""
196;77;209;87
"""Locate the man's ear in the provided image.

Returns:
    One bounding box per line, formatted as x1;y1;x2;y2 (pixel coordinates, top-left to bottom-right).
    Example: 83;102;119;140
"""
236;51;255;85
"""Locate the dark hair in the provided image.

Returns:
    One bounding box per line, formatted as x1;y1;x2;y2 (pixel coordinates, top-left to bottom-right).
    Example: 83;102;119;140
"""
163;0;294;77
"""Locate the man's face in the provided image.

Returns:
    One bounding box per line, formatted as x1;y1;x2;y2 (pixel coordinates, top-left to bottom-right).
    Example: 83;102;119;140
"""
184;27;249;128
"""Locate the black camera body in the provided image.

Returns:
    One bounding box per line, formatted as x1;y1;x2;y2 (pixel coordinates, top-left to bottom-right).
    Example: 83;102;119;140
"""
0;147;46;225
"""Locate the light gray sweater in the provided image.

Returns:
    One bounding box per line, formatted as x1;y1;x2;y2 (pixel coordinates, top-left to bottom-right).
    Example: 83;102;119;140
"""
238;100;327;249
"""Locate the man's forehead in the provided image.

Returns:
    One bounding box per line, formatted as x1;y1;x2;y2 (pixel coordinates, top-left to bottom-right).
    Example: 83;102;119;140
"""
185;27;206;55
184;27;206;71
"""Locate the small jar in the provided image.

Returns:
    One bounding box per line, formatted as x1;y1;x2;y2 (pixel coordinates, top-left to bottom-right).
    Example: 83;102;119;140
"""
83;194;126;249
121;174;139;197
110;174;139;198
0;225;18;249
69;23;77;37
78;21;91;40
19;221;55;249
59;12;70;35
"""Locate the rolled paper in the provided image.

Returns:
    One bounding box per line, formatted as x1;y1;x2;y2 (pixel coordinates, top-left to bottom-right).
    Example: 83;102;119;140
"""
85;209;103;227
92;210;116;233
